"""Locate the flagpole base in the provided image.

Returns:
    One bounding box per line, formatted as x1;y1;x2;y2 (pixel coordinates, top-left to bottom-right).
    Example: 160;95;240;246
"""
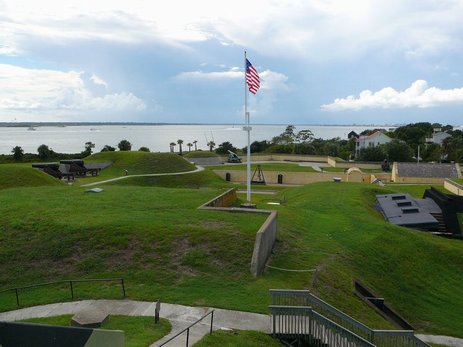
240;203;257;209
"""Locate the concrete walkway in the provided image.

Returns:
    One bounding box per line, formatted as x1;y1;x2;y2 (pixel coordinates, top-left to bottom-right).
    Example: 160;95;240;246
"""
0;300;270;347
1;300;462;346
416;334;463;347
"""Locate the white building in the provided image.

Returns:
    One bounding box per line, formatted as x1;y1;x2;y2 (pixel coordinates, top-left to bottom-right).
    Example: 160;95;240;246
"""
355;131;392;158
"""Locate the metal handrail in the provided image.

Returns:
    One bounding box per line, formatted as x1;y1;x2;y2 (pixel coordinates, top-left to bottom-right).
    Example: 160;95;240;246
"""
159;309;214;347
0;278;125;307
270;289;374;339
312;309;376;347
270;289;431;347
269;305;375;347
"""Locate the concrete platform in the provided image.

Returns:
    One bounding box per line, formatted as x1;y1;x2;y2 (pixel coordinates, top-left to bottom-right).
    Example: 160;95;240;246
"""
71;308;108;328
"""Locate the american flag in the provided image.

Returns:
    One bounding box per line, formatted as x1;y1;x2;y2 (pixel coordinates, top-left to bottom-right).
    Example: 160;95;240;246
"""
246;59;260;94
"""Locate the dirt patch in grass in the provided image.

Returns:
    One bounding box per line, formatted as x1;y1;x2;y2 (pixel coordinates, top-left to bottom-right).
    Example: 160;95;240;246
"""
104;244;142;268
200;221;230;229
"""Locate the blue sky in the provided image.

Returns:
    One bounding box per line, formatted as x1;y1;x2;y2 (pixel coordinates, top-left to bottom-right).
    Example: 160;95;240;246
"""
1;0;463;125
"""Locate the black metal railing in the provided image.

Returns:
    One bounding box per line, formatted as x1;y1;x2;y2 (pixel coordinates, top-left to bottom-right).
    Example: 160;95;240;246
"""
159;310;215;347
0;278;125;307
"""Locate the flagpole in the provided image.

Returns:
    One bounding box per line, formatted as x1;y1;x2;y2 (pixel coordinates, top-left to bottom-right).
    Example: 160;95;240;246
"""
244;51;251;203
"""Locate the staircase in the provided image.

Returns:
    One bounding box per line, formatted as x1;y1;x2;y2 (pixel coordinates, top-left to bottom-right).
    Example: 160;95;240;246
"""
430;213;452;237
269;289;430;347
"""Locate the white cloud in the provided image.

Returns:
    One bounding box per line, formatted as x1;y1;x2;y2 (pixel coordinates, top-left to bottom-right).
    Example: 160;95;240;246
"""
1;1;462;60
0;64;146;117
175;67;242;81
321;80;463;111
259;70;290;92
90;74;108;89
175;67;290;92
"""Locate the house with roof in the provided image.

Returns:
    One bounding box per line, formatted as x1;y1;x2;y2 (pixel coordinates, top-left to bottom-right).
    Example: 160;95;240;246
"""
355;131;391;158
425;129;451;146
347;131;359;140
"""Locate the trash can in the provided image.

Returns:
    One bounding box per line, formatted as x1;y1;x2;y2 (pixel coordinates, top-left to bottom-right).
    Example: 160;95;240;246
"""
225;172;231;181
278;174;283;184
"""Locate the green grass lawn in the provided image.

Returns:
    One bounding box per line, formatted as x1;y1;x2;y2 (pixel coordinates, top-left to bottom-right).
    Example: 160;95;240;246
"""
194;330;284;346
206;163;317;172
21;314;171;347
262;182;463;336
0;163;64;190
183;151;220;158
0;185;269;312
1;163;462;338
77;151;196;185
106;170;231;189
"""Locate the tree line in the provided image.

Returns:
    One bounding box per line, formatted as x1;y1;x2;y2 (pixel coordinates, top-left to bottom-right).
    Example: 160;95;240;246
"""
213;123;463;163
3;139;140;163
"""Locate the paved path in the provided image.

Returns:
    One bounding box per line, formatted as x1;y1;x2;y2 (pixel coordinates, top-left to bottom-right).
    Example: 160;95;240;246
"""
1;300;462;346
0;300;270;347
82;166;205;187
416;334;463;347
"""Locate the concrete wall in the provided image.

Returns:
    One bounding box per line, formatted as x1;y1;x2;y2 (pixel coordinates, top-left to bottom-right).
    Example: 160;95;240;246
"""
391;162;447;184
199;189;277;276
327;156;337;167
219;153;385;170
250;211;277;276
345;170;363;182
392;176;446;184
214;169;372;184
370;173;392;183
230;154;330;163
391;161;460;184
332;161;383;170
201;188;237;207
444;179;463;196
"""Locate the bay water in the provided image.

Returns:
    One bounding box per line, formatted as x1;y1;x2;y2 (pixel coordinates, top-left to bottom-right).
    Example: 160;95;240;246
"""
0;124;389;155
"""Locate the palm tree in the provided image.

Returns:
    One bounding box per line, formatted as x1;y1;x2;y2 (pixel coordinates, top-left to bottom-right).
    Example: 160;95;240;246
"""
177;139;184;155
193;140;198;151
11;146;24;161
187;143;193;152
169;142;176;153
207;140;216;152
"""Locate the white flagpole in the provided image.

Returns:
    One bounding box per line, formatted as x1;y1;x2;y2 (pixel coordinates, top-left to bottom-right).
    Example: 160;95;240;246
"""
244;51;251;203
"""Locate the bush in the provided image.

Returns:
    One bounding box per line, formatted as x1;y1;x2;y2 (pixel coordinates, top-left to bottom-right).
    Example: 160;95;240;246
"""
118;140;132;151
264;144;293;154
101;145;116;152
383;140;413;162
359;146;385;161
215;141;237;155
37;144;53;160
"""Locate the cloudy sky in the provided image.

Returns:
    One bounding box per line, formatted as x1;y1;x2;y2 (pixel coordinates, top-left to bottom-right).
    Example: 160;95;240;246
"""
1;0;463;125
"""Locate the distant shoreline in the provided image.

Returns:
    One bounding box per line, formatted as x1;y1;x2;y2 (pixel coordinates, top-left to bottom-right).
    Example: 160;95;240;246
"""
0;122;402;128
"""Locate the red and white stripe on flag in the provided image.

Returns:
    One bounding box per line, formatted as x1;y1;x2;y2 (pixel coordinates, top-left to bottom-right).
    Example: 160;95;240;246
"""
246;59;260;94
